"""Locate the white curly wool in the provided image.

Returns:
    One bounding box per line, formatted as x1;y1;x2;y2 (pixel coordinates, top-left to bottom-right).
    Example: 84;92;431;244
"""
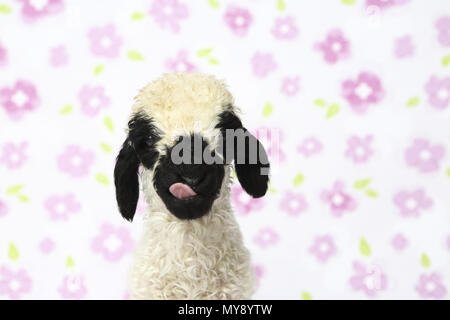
127;73;255;299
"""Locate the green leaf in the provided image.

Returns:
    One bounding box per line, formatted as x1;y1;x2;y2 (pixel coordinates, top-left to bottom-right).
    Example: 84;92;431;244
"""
95;173;110;185
104;116;114;132
277;0;286;11
0;4;12;14
262;103;274;117
66;256;75;268
301;291;312;300
446;168;450;177
268;186;277;194
8;243;19;261
421;253;431;268
354;179;371;190
93;64;104;76
406;96;420;107
208;0;220;9
313;98;327;108
365;189;378;198
442;54;450;67
60;104;73;115
127;50;144;61
131;11;145;21
208;58;219;65
100;142;113;153
293;173;304;187
360;237;371;257
6;185;24;195
341;0;356;5
197;48;213;57
325;103;340;119
17;195;30;203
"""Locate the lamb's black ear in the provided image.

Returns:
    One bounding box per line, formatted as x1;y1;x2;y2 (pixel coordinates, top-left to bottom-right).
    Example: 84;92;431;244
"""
114;139;140;221
216;110;270;198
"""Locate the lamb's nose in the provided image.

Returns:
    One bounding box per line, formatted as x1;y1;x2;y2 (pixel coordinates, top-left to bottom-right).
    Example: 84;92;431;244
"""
182;176;202;187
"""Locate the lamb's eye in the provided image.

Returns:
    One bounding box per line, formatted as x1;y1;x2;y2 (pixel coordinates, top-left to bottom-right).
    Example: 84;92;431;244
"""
146;137;153;147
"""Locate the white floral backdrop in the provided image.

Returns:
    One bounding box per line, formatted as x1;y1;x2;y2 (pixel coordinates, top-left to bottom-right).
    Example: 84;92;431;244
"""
0;0;449;300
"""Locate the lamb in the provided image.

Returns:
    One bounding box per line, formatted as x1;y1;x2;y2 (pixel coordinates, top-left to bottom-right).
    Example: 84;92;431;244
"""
114;73;270;299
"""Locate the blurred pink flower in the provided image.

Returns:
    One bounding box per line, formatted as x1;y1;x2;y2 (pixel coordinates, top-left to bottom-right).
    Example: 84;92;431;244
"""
57;145;94;178
149;0;188;33
349;261;387;297
165;50;197;73
224;5;252;37
391;233;408;251
271;16;299;40
39;237;55;254
17;0;64;22
251;52;277;78
0;199;8;217
404;139;445;173
92;223;133;261
78;85;110;117
44;193;81;221
424;76;450;109
281;76;300;96
0;80;40;120
0;43;7;66
342;72;384;113
231;185;264;215
253;126;285;162
0;142;28;169
394;35;414;58
321;180;356;217
447;235;450;251
309;235;337;263
252;264;264;288
58;274;87;299
315;29;350;64
435;16;450;47
279;191;308;216
0;266;32;299
393;189;433;217
297;137;323;157
415;273;447;299
49;45;68;67
87;24;123;58
366;0;409;10
254;228;279;248
345;135;374;164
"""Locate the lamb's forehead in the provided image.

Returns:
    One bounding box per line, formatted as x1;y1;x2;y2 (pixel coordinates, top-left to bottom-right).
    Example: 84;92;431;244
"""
132;73;235;138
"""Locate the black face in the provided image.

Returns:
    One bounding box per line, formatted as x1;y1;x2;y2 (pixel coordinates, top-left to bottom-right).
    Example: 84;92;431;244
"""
114;109;270;222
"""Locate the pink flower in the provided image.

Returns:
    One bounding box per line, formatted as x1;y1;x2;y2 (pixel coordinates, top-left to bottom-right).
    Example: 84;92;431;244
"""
0;199;8;217
253;228;279;248
78;85;110;117
57;145;94;178
87;24;123;58
58;274;87;299
366;0;409;10
342;72;385;113
297;137;323;157
424;76;450;110
321;180;356;217
0;80;40;120
415;273;447;299
0;142;28;169
393;189;433;217
279;191;308;216
0;266;32;299
17;0;64;23
223;5;252;37
149;0;188;33
404;139;445;173
394;35;414;59
39;237;55;254
435;16;450;47
345;135;374;164
253;126;286;163
165;50;197;73
251;52;277;78
49;45;68;67
281;76;300;97
271;16;299;40
0;43;7;67
44;193;81;221
391;233;408;251
231;185;264;215
92;223;133;261
309;235;337;263
252;264;264;288
315;29;350;64
349;261;387;297
447;235;450;251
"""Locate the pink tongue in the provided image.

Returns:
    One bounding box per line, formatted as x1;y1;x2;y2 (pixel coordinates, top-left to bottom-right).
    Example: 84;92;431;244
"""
169;182;197;199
